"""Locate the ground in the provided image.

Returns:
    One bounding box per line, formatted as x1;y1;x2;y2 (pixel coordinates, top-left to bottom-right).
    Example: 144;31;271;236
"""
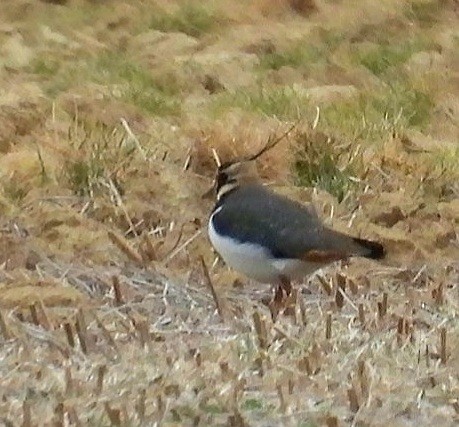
0;0;458;425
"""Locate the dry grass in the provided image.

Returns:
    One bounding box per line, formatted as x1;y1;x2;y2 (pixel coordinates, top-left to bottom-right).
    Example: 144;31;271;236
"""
0;0;458;425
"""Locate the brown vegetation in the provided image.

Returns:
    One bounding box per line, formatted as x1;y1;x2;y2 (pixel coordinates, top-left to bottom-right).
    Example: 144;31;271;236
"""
0;0;458;425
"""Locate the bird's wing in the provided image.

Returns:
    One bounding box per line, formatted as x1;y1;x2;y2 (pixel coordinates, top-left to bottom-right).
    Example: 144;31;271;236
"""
215;185;384;260
213;185;329;258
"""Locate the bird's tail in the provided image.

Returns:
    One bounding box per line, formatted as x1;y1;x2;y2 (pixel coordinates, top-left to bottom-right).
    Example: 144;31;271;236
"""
322;228;385;260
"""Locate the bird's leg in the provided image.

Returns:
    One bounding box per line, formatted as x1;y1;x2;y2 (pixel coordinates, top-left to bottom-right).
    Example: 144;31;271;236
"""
269;277;292;321
280;276;300;317
274;284;284;303
279;276;292;296
269;284;284;322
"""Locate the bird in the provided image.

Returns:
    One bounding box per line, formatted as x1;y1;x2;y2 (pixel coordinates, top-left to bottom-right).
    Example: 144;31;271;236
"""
207;145;385;313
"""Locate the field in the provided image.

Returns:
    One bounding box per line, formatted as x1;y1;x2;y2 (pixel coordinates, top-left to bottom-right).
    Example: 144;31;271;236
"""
0;0;458;425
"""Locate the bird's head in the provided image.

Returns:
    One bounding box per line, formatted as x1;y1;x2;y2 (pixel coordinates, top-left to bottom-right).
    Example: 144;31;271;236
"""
202;122;298;201
214;160;260;200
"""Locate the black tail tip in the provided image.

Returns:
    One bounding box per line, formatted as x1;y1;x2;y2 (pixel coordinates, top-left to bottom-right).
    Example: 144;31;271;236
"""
354;237;386;260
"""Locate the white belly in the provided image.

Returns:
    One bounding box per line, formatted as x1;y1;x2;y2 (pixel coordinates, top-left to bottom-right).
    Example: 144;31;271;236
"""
208;212;321;284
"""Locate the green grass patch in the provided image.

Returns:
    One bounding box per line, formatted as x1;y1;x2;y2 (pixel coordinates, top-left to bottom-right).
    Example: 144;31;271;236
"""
257;30;342;71
298;422;319;427
1;181;28;204
293;131;362;203
37;51;181;115
149;2;220;38
63;123;137;197
212;77;432;135
32;2;113;31
372;81;433;128
242;398;264;411
293;79;434;200
66;157;106;197
211;86;309;120
201;403;225;414
258;44;324;71
404;0;442;27
354;37;433;76
91;52;181;115
318;81;433;143
31;57;61;77
423;146;459;200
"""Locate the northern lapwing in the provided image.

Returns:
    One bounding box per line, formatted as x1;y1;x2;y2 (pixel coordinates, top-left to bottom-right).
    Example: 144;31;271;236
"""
207;130;385;312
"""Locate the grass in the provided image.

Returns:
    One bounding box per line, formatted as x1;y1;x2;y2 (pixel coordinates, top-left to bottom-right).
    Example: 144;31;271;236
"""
257;30;342;71
242;398;264;411
23;1;114;32
258;43;324;71
353;36;435;76
63;123;136;197
149;1;220;38
93;53;182;115
293;131;363;202
404;0;442;26
211;86;310;120
32;51;182;115
31;57;61;77
290;76;433;201
372;81;434;128
210;78;434;203
1;0;459;426
435;146;459;173
1;180;28;204
422;146;459;200
317;81;434;143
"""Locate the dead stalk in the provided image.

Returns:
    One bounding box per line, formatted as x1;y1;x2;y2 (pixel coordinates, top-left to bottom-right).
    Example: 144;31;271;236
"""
104;403;122;426
75;310;89;354
38;300;53;330
317;275;332;295
325;416;338;427
200;256;225;321
120;117;147;160
142;233;157;261
136;389;146;421
112;275;124;306
325;313;332;339
347;386;360;413
440;327;447;364
253;311;268;350
65;367;73;394
276;384;287;413
96;365;107;395
29;303;40;326
358;304;365;326
22;399;32;427
95;315;118;350
0;310;12;339
54;402;64;427
134;318;151;348
108;231;143;264
165;228;202;264
378;292;388;319
64;323;75;348
68;407;82;427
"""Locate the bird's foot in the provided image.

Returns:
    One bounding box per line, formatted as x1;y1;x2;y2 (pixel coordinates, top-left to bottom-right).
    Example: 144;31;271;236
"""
268;283;298;321
268;284;284;322
267;288;304;322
